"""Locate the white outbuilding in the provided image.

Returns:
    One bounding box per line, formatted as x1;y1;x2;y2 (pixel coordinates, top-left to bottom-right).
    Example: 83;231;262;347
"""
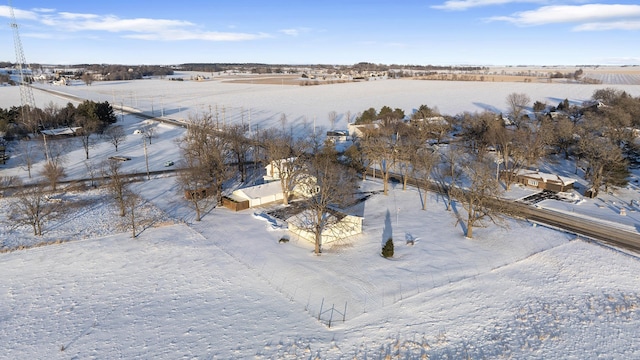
287;209;363;247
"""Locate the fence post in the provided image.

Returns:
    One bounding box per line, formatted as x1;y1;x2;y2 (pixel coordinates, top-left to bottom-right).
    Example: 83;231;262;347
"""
328;304;335;328
318;298;324;321
343;302;347;322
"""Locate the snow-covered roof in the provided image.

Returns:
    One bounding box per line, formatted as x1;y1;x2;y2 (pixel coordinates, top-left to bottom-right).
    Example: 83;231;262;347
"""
516;169;576;185
40;127;81;136
232;181;282;201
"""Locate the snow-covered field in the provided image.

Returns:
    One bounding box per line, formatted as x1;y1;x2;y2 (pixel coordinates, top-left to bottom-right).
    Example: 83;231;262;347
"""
1;77;640;358
3;71;640;131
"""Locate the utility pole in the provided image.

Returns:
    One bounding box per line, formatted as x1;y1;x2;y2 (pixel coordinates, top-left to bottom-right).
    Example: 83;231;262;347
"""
143;138;150;180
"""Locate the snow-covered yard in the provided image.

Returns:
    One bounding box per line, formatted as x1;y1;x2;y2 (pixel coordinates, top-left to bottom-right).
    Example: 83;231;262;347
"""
1;76;640;358
1;177;639;358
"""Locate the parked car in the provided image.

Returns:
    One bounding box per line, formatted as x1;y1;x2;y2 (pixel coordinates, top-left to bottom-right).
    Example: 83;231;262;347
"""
109;156;131;161
164;161;174;167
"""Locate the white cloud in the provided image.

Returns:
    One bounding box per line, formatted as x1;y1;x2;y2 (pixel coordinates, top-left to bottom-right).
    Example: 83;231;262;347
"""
575;20;640;31
125;30;270;41
42;15;196;34
432;0;546;11
0;5;39;20
488;4;640;28
56;12;101;20
2;6;271;42
32;8;56;13
278;27;312;36
279;28;300;36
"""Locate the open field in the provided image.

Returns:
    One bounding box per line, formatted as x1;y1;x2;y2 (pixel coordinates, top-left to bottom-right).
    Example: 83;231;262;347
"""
2;71;639;134
212;66;640;86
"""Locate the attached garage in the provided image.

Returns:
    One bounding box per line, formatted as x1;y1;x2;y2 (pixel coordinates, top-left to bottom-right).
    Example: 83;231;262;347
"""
227;181;285;209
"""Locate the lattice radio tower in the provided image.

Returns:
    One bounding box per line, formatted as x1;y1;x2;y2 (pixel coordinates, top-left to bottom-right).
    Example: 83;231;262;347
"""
9;0;37;111
8;1;49;159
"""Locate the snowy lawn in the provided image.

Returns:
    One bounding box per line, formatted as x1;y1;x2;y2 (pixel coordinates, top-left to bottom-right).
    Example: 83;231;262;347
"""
2;176;638;358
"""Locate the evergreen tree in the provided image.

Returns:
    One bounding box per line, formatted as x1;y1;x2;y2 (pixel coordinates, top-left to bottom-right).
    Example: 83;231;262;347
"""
382;237;394;258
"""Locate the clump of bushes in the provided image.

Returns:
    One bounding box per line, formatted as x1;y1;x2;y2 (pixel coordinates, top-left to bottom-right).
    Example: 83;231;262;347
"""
278;236;289;243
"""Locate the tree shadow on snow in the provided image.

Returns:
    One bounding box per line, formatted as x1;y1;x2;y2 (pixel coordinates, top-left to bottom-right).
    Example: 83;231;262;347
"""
382;209;393;246
472;102;501;113
450;201;467;237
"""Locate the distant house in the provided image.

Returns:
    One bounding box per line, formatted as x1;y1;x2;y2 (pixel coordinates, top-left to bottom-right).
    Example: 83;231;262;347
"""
326;130;348;142
264;157;296;183
504;169;576;192
40;127;81;137
287;209;363;247
347;123;379;139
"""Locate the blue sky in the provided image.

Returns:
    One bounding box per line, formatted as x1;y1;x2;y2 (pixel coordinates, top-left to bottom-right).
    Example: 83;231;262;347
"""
1;0;639;65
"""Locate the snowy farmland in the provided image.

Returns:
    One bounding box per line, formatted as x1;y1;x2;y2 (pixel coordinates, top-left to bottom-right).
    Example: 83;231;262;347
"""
1;75;640;358
3;71;640;131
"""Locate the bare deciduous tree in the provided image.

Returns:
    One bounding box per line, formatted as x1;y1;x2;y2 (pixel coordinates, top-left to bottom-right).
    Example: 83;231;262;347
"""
343;143;368;180
75;115;99;159
18;139;39;178
177;159;214;222
81;72;93;86
103;158;129;217
459;111;495;154
551;115;576;160
84;160;99;188
226;124;251;182
263;130;308;205
124;190;141;238
294;147;359;254
506;92;531;127
395;127;415;191
143;125;156;145
345;110;352;124
578;132;625;197
8;182;64;236
360;126;395;195
434;144;464;211
328;111;338;130
105;125;126;152
177;113;232;221
453;155;504;239
40;161;66;191
39;143;67;191
413;144;438;211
